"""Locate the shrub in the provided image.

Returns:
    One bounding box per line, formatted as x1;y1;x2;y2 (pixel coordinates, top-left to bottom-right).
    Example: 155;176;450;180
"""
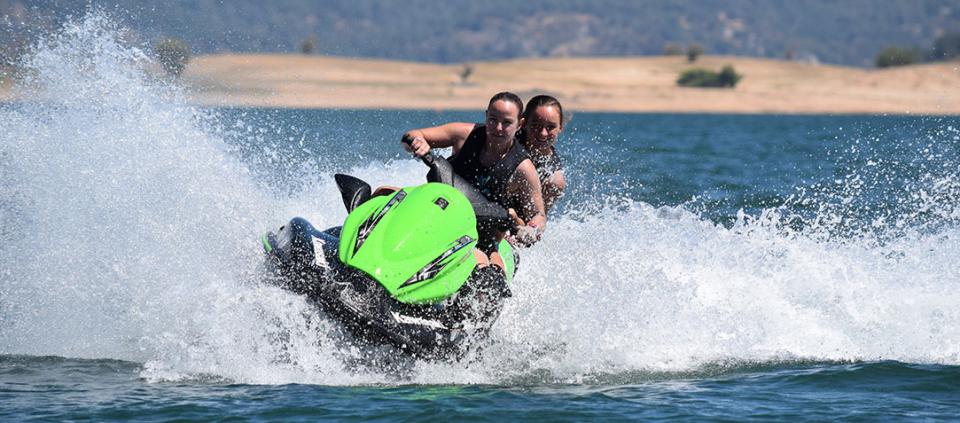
686;43;704;62
677;65;741;88
154;38;191;77
930;32;960;61
717;65;742;86
874;46;920;68
300;36;317;54
460;63;474;83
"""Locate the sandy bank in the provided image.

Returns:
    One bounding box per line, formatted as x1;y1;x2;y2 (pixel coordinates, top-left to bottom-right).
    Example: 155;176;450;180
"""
181;54;960;114
4;55;960;114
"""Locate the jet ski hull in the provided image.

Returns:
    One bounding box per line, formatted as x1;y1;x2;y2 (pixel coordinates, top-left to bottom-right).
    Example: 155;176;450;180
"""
263;217;509;359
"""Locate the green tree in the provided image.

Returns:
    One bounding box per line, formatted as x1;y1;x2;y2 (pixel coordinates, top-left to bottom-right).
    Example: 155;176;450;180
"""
678;68;716;86
677;65;741;88
717;65;742;86
874;46;920;68
459;63;474;84
930;32;960;61
154;38;191;77
686;43;704;62
300;36;317;54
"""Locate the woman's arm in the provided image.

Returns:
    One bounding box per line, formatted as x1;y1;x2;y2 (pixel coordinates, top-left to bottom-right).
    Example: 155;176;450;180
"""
402;122;476;157
508;160;547;245
542;169;565;213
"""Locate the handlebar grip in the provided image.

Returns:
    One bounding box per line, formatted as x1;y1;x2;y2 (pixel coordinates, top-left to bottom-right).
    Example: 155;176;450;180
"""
401;135;437;165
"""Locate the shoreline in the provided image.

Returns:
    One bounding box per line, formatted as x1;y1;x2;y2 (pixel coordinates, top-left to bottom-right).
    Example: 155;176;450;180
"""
4;54;960;114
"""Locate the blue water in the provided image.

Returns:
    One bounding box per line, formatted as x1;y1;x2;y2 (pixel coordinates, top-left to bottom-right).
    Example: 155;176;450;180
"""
3;11;960;421
0;357;960;421
3;357;959;420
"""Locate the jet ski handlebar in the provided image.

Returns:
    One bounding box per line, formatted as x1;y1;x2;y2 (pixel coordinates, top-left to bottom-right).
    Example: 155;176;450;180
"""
401;135;439;166
402;136;516;234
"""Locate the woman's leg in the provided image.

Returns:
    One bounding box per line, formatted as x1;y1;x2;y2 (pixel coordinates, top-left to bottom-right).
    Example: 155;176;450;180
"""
473;248;490;267
488;251;505;270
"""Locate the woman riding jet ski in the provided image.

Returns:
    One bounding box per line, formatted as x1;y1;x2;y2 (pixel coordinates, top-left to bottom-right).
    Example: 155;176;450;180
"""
261;151;517;359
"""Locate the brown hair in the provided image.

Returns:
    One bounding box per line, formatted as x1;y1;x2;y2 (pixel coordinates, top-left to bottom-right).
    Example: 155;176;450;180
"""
522;95;564;126
520;95;564;150
488;91;524;119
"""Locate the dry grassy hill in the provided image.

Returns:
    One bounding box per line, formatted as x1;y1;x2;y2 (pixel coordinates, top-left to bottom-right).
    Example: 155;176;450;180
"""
181;54;960;114
3;54;958;114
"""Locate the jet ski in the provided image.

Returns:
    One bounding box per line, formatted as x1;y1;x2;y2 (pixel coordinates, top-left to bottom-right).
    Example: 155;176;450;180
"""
261;151;517;359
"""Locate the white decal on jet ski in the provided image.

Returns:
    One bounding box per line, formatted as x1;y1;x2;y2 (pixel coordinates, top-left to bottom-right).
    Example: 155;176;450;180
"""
311;236;329;269
390;311;447;330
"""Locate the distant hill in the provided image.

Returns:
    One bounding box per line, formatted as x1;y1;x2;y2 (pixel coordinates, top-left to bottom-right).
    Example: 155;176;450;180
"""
2;0;960;66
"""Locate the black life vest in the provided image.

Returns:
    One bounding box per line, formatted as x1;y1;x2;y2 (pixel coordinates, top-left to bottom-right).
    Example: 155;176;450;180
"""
529;147;563;184
515;129;564;185
449;124;529;211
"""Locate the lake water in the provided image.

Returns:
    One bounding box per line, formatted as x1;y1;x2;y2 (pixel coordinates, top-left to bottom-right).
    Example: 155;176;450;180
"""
3;12;960;421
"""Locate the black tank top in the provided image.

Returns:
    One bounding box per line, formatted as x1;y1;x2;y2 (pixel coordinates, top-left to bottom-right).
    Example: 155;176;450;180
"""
530;148;563;184
515;130;564;185
449;124;530;211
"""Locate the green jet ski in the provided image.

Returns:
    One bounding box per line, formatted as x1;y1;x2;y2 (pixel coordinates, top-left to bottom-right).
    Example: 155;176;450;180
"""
261;151;517;359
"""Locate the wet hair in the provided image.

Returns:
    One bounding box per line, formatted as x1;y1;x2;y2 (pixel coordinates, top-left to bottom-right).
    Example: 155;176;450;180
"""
522;95;564;127
487;91;524;119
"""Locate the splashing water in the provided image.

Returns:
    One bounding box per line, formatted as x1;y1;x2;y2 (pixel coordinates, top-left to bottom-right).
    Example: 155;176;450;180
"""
0;11;366;384
2;12;960;386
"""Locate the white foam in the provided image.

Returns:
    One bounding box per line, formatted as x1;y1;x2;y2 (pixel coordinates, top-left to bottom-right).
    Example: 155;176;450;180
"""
0;11;359;383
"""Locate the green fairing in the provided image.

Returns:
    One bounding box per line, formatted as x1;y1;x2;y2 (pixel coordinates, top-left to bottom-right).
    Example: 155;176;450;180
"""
338;183;480;304
497;238;515;285
260;233;273;253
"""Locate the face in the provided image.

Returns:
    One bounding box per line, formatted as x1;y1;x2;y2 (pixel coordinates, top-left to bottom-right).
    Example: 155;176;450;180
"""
485;100;523;144
524;105;563;147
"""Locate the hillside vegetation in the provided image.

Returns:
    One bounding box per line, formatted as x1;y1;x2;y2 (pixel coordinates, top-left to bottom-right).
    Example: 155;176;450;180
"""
2;0;959;66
